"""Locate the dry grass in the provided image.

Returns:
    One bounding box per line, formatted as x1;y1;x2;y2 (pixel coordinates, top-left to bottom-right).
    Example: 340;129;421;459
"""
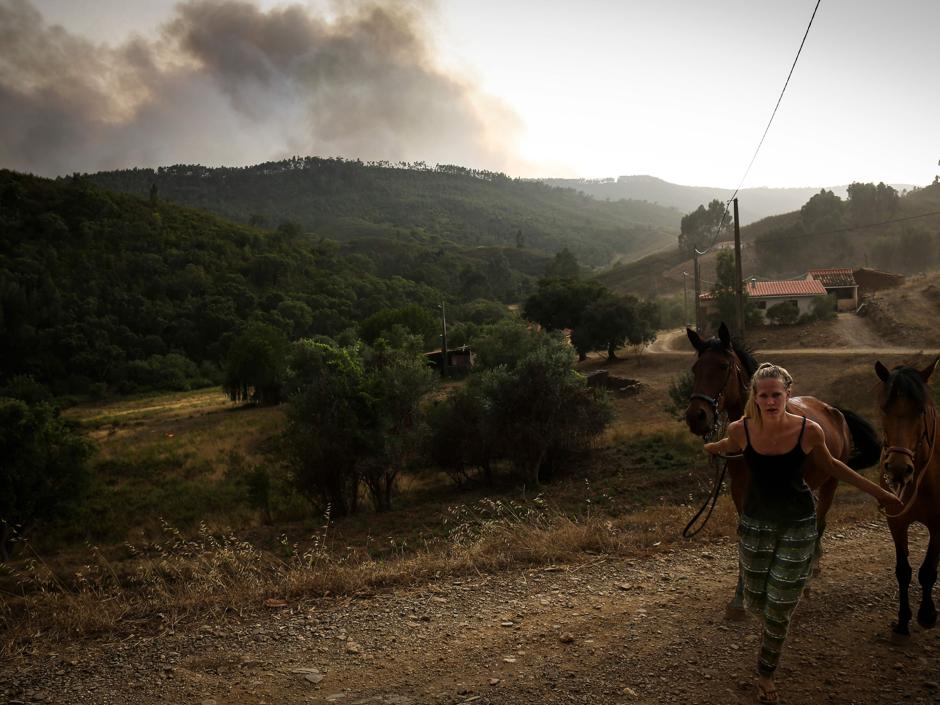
0;488;739;657
6;336;910;657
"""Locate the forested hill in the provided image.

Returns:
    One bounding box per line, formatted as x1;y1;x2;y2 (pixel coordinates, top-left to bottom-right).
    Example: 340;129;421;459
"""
595;180;940;296
85;158;680;267
0;170;538;398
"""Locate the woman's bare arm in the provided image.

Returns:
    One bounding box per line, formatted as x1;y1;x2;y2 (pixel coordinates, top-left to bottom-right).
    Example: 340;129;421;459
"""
704;420;745;456
804;423;902;511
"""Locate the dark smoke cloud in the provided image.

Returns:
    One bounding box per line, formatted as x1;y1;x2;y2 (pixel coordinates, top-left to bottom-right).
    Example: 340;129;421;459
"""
0;0;522;175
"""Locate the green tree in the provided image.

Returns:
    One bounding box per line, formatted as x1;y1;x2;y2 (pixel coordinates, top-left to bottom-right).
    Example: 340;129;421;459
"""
0;399;93;560
472;319;559;370
679;200;729;256
800;189;844;233
545;248;580;279
282;341;368;516
571;293;658;360
426;383;496;485
847;182;899;226
708;250;760;329
523;278;605;333
360;305;438;349
223;323;288;405
478;341;611;486
359;345;436;511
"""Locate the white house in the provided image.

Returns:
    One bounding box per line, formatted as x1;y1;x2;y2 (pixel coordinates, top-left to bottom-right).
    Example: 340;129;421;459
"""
700;278;828;324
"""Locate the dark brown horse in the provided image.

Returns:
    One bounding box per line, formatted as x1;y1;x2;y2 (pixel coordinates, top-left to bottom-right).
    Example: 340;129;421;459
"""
685;322;881;615
874;359;940;635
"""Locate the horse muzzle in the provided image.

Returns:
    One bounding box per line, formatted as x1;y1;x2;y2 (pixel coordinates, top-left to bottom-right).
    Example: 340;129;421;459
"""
882;457;915;498
684;403;714;437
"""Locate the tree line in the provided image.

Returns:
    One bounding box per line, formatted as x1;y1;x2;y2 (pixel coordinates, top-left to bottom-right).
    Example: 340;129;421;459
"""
84;157;678;267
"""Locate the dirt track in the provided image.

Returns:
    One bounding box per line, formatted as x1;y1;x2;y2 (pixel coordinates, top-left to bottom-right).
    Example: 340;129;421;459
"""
6;513;940;705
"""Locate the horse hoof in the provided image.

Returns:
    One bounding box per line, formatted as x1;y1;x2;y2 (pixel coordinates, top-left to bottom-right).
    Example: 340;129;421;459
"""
725;605;747;621
917;610;937;629
891;621;911;637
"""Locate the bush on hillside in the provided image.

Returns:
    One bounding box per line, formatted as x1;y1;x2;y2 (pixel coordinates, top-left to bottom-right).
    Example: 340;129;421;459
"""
0;398;93;561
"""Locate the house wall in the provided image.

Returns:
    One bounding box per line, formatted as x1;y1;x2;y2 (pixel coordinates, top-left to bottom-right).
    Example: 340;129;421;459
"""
751;295;816;323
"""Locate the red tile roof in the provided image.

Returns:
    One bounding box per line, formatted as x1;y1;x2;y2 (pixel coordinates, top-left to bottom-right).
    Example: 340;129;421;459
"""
747;279;827;297
807;268;857;287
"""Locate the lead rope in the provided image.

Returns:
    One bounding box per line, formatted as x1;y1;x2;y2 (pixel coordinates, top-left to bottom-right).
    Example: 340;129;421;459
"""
682;453;727;539
682;407;743;539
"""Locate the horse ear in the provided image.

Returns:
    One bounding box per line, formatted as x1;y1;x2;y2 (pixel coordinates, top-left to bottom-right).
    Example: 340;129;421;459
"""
687;327;706;353
919;356;940;383
718;322;732;349
874;360;890;382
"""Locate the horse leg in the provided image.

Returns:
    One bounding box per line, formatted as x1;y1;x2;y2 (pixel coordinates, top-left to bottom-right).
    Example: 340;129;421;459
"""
811;476;839;579
916;525;940;629
889;521;913;636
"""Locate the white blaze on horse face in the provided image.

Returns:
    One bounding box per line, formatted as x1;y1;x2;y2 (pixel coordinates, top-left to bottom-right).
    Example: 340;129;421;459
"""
755;378;789;418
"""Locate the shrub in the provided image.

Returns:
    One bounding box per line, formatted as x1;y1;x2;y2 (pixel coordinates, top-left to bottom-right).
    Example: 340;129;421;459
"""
766;300;800;326
0;398;93;560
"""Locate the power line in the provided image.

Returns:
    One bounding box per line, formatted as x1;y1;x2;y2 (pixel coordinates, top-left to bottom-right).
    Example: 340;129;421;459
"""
695;0;822;257
730;0;822;202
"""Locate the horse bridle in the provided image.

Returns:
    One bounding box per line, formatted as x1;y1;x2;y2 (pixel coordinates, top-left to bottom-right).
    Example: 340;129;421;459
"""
682;350;746;539
689;350;745;442
881;407;937;519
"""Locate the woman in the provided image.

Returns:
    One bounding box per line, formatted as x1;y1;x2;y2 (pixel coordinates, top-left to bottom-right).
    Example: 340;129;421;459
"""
704;362;902;703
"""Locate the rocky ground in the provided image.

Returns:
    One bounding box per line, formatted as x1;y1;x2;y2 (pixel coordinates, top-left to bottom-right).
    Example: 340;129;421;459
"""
5;518;940;705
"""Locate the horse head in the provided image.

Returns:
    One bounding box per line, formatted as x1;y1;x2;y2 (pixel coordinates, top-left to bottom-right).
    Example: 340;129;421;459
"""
684;322;749;438
874;357;940;499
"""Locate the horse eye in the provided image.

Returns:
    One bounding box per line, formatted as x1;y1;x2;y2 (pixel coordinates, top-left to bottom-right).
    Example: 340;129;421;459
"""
718;362;730;370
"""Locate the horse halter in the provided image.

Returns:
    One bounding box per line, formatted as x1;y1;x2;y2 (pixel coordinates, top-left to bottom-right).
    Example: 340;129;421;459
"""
881;407;936;517
689;351;742;441
882;408;935;468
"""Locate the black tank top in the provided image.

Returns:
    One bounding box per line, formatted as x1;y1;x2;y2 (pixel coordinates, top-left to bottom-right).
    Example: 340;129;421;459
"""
742;416;816;523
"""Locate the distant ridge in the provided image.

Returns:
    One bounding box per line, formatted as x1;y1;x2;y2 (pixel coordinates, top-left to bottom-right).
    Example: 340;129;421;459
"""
85;159;682;267
542;175;916;225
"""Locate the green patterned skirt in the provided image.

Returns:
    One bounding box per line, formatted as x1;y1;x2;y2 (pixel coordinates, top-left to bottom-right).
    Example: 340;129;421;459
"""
739;514;817;677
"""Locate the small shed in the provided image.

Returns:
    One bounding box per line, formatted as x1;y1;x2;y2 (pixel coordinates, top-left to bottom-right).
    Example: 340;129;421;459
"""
806;268;859;311
853;268;905;298
424;345;474;374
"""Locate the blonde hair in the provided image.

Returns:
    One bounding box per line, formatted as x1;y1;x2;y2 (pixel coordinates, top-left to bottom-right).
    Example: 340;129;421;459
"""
744;362;793;426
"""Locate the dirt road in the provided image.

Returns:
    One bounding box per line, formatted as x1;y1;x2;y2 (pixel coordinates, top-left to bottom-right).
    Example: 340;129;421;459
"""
6;513;940;705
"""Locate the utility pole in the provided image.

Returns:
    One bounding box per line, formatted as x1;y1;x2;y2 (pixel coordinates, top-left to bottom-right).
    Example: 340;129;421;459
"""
439;300;449;378
682;271;689;328
733;198;745;339
693;251;702;333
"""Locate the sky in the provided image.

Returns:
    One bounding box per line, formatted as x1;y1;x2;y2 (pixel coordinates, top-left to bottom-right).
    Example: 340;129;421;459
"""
3;0;938;188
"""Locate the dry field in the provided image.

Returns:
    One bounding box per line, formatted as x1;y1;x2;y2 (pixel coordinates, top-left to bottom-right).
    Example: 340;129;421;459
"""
5;298;940;704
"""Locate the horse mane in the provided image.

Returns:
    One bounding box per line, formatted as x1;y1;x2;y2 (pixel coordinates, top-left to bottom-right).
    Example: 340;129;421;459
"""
701;336;759;379
882;366;933;413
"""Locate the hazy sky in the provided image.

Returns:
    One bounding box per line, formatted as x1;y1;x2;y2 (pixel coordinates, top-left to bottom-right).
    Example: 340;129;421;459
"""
4;0;938;188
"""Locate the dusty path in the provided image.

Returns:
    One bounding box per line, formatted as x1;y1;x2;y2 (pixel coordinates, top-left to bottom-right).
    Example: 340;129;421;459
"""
6;517;940;705
647;320;928;357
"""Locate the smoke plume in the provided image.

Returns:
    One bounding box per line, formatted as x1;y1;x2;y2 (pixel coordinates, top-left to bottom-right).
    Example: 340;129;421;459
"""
0;0;522;175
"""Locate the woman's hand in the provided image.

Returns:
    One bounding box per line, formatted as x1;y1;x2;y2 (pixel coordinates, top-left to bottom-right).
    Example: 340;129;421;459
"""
879;492;905;515
703;441;722;456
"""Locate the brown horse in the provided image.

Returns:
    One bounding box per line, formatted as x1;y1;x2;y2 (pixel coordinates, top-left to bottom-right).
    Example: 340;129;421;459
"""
874;358;940;635
685;322;881;615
